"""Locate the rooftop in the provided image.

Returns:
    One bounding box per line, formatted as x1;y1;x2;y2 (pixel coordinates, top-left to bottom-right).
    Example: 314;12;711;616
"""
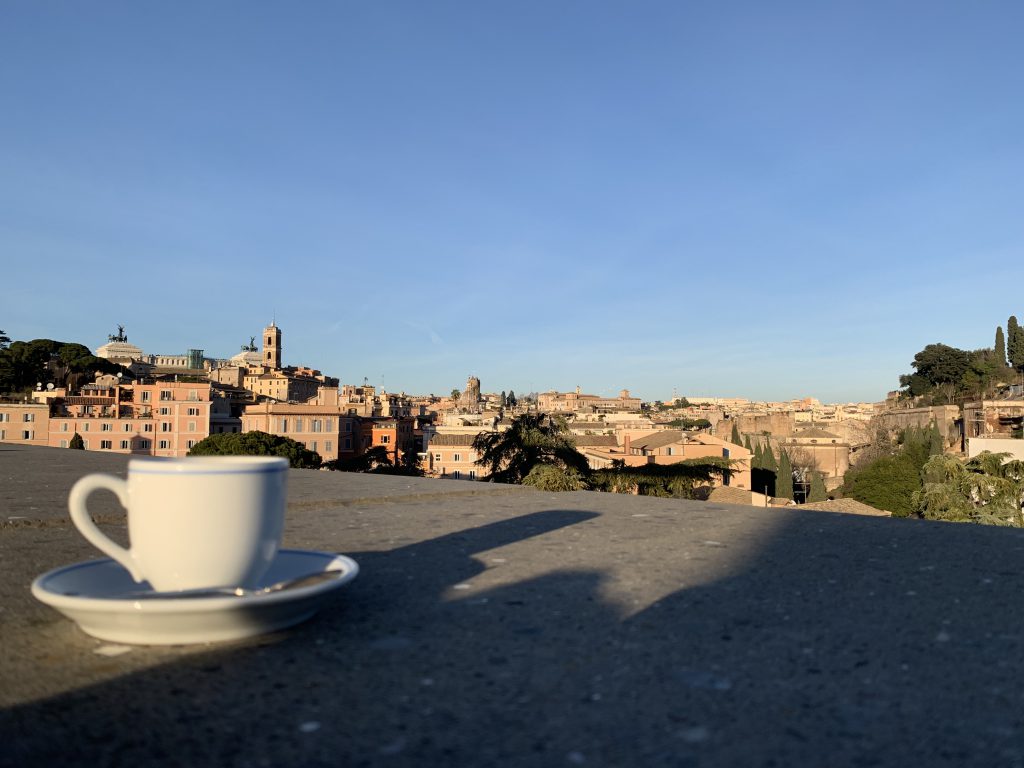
3;444;1023;766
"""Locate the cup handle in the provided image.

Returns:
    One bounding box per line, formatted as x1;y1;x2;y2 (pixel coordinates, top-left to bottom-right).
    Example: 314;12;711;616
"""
68;473;145;583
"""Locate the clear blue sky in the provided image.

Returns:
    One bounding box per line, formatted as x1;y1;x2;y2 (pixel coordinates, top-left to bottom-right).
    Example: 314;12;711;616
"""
3;2;1022;403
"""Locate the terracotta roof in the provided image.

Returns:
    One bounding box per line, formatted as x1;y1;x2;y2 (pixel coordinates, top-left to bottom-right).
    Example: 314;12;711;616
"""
427;433;479;447
572;435;619;447
801;498;890;517
631;430;685;451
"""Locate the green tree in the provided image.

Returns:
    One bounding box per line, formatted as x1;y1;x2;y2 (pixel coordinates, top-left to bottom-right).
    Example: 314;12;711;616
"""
472;413;589;484
776;450;794;501
807;471;827;503
522;464;589;492
188;431;321;469
762;440;777;473
0;338;127;394
68;432;85;450
996;325;1008;368
841;453;920;516
451;388;461;400
730;422;743;446
1009;315;1024;372
901;343;971;403
507;390;517;407
912;452;1024;526
590;457;733;498
0;330;9;350
326;445;392;473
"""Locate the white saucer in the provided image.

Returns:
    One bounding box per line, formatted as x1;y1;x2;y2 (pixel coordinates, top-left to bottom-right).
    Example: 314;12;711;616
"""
31;549;358;646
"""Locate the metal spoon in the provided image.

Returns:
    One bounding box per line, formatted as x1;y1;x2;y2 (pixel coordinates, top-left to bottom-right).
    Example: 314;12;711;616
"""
116;570;342;600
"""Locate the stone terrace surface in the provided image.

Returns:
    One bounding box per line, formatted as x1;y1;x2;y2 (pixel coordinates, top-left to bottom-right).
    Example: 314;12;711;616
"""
3;444;1024;766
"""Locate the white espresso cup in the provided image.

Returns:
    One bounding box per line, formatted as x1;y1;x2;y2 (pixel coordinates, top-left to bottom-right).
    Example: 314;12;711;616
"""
69;456;288;592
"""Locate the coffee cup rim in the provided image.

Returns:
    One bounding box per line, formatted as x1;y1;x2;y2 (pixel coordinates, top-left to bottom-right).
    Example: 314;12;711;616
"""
128;456;289;475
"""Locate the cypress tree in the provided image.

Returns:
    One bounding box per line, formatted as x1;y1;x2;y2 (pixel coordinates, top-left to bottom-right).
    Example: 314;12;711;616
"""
929;421;944;456
730;422;743;446
1009;316;1024;372
776;450;794;501
996;326;1008;368
69;432;84;450
807;471;827;503
762;441;777;473
752;440;763;470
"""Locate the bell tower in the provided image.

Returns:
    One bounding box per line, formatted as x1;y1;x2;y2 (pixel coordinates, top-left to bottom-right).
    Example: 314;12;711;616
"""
262;322;282;369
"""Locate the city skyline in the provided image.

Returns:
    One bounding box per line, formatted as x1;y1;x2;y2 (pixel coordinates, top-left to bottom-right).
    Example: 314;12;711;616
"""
4;3;1023;403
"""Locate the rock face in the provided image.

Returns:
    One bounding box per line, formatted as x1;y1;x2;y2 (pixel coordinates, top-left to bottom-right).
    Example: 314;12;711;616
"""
459;375;481;411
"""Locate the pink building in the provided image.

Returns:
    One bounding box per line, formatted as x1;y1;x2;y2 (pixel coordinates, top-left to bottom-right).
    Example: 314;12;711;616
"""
0;378;214;457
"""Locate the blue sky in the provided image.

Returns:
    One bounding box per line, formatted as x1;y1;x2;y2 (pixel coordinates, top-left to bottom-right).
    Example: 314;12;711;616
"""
2;2;1022;403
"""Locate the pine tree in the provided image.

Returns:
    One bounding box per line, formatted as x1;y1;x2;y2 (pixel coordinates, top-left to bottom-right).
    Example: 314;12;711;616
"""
996;326;1008;368
776;450;794;501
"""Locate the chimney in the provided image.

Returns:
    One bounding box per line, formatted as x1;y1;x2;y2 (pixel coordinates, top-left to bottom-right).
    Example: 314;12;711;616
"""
623;433;631;455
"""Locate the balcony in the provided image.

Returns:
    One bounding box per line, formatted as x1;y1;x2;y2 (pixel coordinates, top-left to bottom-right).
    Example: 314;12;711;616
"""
3;443;1022;766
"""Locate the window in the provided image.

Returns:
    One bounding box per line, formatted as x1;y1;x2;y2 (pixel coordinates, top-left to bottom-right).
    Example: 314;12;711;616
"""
344;420;352;432
120;440;130;450
59;439;67;448
344;437;351;449
101;423;112;432
279;418;288;432
160;390;172;401
23;413;34;422
141;391;151;402
139;439;150;449
188;422;196;432
325;440;332;452
143;423;153;433
158;440;170;449
312;419;322;433
0;414;7;423
326;418;333;432
159;407;170;416
311;441;317;452
469;470;476;480
123;423;132;432
187;407;200;416
295;419;303;432
380;435;390;444
453;453;461;462
187;440;196;449
100;440;112;449
434;453;441;461
61;422;69;432
452;470;461;480
161;422;172;432
22;430;34;440
83;423;89;432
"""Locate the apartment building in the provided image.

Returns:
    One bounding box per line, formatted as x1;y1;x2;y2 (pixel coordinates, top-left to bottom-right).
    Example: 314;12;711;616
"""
241;387;360;463
423;433;483;480
0;377;214;457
